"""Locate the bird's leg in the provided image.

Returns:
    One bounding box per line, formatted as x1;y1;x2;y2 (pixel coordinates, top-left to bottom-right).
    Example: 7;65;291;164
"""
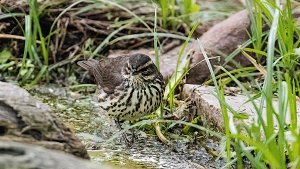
115;117;132;147
129;121;137;143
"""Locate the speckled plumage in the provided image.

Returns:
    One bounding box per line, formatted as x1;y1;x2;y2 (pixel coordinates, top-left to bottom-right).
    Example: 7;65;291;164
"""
78;54;165;121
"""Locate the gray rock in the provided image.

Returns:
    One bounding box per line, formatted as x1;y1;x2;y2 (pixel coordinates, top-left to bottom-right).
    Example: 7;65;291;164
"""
0;140;111;169
182;85;300;130
0;81;89;159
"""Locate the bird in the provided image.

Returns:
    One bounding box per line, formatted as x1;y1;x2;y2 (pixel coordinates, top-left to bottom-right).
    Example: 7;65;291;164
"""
78;53;165;144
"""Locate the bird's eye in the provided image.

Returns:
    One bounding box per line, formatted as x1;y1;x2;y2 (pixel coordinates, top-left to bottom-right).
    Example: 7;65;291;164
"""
141;68;152;76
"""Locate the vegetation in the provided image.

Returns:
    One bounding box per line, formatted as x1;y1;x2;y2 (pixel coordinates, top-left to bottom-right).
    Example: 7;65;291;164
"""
0;0;202;86
154;0;200;29
201;0;300;168
1;0;300;168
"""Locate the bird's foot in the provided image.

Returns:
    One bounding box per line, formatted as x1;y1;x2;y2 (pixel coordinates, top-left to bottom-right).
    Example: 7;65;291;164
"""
115;118;135;147
122;132;133;147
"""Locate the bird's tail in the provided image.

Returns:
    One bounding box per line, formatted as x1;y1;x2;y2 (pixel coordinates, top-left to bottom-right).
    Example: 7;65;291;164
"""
77;59;104;86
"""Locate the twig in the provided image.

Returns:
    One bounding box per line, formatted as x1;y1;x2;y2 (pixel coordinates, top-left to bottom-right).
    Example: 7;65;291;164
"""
154;121;171;145
0;34;41;43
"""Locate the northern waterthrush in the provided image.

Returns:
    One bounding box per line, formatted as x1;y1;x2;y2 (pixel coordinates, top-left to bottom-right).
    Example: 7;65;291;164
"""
78;54;165;143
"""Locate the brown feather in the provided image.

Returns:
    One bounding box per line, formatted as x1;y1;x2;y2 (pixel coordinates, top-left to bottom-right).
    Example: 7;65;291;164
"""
77;59;104;86
77;56;131;94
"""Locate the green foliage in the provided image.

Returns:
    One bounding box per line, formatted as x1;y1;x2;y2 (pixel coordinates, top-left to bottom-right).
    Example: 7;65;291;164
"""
154;0;200;29
0;0;83;85
181;0;200;23
200;0;300;168
163;21;199;112
0;0;49;86
157;0;169;28
0;49;15;72
182;117;201;134
245;0;300;91
0;0;200;85
19;0;49;87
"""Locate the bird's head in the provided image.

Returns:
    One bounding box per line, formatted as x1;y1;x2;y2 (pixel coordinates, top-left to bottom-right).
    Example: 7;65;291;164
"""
122;54;162;85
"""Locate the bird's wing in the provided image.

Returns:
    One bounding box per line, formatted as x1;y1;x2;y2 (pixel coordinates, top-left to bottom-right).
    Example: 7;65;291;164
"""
77;56;130;94
77;59;104;86
99;56;130;93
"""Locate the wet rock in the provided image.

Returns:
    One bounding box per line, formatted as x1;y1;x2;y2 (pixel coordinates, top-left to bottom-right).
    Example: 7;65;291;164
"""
0;81;89;159
182;85;300;130
30;85;68;97
0;140;114;169
88;136;225;169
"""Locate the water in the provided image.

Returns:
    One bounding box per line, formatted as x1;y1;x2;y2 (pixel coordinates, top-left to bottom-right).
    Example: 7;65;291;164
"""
30;85;225;169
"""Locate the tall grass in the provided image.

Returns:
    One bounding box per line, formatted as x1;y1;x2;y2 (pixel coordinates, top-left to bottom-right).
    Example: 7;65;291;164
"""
154;0;200;29
200;0;300;168
18;0;48;87
1;0;201;85
0;0;83;86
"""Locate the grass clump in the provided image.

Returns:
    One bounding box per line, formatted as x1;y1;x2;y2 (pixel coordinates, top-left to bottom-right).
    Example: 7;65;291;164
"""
154;0;200;29
0;0;202;86
199;0;300;168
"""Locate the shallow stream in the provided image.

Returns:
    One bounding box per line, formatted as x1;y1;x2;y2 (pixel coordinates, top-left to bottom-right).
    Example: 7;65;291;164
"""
30;85;225;169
